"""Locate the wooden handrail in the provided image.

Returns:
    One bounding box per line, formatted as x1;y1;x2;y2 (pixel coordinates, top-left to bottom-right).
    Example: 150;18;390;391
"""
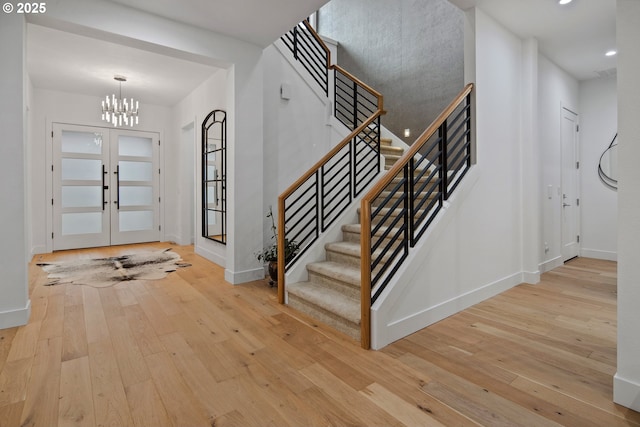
332;64;385;109
359;82;474;349
361;83;473;202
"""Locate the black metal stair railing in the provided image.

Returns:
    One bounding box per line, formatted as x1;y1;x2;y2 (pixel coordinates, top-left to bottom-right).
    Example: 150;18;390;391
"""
360;83;474;348
281;21;329;96
277;21;384;306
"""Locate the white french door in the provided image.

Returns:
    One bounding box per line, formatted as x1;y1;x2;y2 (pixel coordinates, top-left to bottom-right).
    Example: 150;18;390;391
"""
52;123;160;251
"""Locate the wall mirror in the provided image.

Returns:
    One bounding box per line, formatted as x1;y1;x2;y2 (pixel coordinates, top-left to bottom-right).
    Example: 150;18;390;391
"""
598;133;618;191
202;110;226;243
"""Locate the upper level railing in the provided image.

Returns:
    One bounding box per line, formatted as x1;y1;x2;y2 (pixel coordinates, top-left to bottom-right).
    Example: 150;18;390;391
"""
277;21;384;304
280;21;330;96
360;83;474;349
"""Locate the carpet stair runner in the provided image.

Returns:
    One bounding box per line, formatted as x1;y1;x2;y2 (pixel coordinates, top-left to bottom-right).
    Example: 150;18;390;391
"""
287;138;417;341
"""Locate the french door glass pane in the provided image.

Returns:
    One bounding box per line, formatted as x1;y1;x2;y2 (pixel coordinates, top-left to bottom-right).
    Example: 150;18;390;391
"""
119;186;153;207
207;209;219;225
119;135;153;157
119;161;153;181
61;131;103;155
206;210;224;239
61;159;102;181
119;210;154;232
62;186;102;208
62;212;103;235
207;163;216;178
206;182;218;207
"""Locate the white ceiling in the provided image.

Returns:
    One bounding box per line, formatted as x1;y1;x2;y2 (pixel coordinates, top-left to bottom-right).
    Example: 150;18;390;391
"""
449;0;617;81
27;24;221;107
106;0;328;48
26;0;616;108
27;0;328;107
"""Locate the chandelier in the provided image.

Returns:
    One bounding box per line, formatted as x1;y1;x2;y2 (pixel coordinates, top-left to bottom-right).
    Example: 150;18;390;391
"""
101;75;139;127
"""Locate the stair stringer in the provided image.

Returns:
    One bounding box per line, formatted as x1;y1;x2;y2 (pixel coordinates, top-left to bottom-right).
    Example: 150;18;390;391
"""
370;166;524;349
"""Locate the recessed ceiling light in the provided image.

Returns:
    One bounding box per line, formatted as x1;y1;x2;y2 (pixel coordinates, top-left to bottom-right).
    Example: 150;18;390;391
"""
559;0;572;4
606;50;617;56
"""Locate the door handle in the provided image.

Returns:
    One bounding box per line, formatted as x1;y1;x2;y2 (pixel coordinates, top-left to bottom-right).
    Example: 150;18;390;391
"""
114;165;120;209
102;165;108;210
563;202;571;207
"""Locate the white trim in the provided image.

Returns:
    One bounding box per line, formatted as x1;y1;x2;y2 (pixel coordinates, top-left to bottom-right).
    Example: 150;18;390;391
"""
164;234;180;245
371;272;522;350
614;373;640;412
539;255;563;273
195;244;225;269
0;300;31;330
521;270;540;284
224;267;265;285
580;248;617;261
31;244;47;255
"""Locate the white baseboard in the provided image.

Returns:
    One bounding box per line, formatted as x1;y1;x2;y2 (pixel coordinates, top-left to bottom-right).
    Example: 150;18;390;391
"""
539;256;563;273
0;300;31;330
31;245;47;255
522;270;540;284
224;268;265;285
581;248;617;261
614;373;640;412
195;244;262;284
372;272;522;350
163;234;180;245
194;245;225;268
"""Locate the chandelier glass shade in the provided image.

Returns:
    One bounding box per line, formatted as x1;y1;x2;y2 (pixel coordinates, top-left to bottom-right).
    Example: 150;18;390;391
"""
102;76;139;127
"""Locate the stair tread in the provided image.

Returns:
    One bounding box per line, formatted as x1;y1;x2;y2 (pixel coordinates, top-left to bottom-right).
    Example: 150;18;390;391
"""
287;281;361;324
343;223;401;236
381;146;404;155
307;261;361;286
325;241;361;257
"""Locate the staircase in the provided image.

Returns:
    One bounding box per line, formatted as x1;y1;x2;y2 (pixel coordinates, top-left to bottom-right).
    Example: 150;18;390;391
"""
286;138;404;340
278;21;474;348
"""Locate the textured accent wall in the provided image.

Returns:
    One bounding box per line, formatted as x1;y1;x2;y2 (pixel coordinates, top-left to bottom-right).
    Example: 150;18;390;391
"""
318;0;464;144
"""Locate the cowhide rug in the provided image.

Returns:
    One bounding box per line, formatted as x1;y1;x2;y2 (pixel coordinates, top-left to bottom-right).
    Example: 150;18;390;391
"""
38;248;191;288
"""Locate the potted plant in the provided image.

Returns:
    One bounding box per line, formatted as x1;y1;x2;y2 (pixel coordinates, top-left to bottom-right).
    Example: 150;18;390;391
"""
255;207;300;286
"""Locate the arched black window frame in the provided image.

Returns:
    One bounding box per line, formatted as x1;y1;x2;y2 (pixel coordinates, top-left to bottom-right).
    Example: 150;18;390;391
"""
202;110;226;244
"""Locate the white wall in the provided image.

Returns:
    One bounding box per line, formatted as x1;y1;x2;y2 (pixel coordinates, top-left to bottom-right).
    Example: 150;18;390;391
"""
30;88;173;254
372;8;526;348
579;76;618;260
614;0;640;412
0;13;31;329
261;43;337;248
537;55;579;271
171;70;228;265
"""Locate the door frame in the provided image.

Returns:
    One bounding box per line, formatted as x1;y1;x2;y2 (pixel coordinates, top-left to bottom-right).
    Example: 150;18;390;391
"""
46;121;165;252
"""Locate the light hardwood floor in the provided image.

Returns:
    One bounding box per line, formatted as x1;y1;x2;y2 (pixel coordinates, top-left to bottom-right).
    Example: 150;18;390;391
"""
0;243;637;426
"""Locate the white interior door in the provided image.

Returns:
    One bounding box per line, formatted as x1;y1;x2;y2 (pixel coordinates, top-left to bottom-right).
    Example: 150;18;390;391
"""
561;108;580;261
53;124;160;250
